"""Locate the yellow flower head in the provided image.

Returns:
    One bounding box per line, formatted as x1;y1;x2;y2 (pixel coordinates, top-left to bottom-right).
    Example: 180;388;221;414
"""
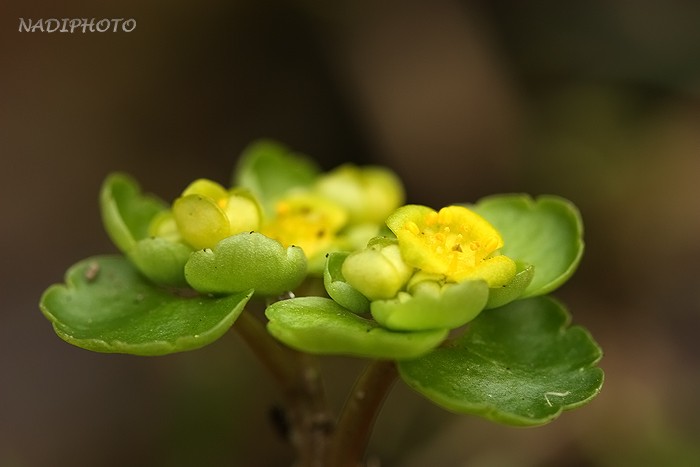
261;193;347;267
386;205;516;287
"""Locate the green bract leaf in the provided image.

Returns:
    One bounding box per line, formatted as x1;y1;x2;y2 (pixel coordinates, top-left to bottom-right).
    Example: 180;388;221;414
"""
266;297;448;360
323;252;370;314
100;173;167;252
371;280;489;331
40;256;252;356
398;296;603;426
184;232;307;296
234;140;321;214
472;195;584;297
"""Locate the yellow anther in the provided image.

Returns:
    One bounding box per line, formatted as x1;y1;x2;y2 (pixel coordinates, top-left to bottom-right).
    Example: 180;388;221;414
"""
438;207;453;224
425;211;439;226
405;221;421;235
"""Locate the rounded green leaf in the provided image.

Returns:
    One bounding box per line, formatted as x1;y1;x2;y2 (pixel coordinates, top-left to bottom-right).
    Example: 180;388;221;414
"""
265;297;448;360
100;173;167;253
371;280;489;331
323;252;370;314
398;296;604;426
184;232;307;296
234;140;321;214
471;195;584;296
40;256;252;356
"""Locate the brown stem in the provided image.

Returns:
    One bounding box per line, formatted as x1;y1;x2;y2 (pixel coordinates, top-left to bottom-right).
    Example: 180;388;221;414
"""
329;360;398;467
234;310;332;467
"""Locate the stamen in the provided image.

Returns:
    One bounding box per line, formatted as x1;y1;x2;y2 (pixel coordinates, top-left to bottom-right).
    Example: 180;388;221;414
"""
437;208;453;224
276;202;290;215
405;221;421;235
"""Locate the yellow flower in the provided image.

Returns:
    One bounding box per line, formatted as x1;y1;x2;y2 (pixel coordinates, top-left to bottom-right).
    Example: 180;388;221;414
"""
163;179;261;250
261;193;347;269
386;205;516;287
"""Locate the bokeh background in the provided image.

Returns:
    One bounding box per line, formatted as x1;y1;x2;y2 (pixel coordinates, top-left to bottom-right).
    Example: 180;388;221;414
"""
2;1;699;466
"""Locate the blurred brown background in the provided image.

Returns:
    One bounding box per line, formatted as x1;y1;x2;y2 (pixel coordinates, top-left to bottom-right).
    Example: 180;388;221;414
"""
2;1;699;466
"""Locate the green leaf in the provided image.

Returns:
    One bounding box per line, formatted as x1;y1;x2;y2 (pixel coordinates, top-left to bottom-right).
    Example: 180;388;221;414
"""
100;173;167;252
233;140;321;214
398;296;603;426
184;232;307;297
371;280;489;331
40;256;252;356
472;195;584;297
323;252;370;314
266;297;448;360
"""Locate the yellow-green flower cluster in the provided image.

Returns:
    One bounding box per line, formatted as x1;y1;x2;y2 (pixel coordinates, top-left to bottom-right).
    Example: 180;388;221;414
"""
258;164;405;272
147;163;405;276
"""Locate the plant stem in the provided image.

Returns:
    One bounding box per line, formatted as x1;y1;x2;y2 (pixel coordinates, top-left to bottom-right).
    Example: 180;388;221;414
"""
328;360;398;467
234;310;332;467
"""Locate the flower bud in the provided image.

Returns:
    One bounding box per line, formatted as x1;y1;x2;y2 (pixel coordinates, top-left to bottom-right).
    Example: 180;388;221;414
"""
315;164;404;224
341;240;413;301
171;180;262;250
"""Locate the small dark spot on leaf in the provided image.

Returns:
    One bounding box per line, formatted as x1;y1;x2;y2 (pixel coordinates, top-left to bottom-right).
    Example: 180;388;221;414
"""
84;261;100;282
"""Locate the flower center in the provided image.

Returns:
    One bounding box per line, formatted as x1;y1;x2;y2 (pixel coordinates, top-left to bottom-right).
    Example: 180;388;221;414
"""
404;208;502;278
261;194;347;260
